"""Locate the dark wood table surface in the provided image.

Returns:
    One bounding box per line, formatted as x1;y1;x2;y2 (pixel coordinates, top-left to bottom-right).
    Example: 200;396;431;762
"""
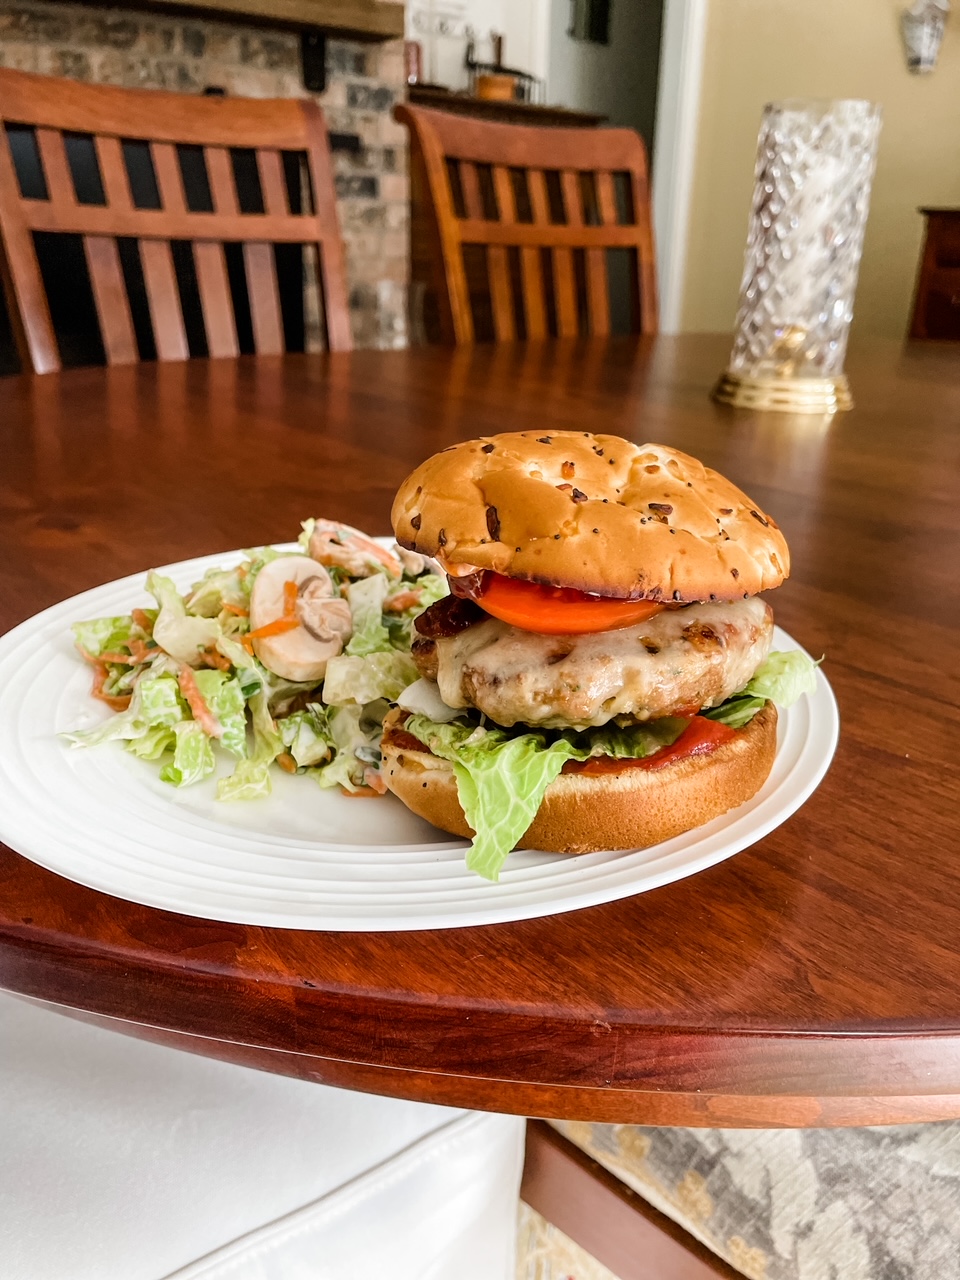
2;334;959;1128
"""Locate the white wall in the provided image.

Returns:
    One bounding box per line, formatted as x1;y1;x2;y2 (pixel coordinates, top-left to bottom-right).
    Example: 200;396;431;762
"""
406;0;550;90
546;0;664;149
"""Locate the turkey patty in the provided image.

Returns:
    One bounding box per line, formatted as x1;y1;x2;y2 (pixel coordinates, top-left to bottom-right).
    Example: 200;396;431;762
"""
414;597;773;729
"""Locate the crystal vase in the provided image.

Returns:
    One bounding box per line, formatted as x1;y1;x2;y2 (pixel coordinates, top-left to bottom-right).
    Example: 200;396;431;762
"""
713;99;882;413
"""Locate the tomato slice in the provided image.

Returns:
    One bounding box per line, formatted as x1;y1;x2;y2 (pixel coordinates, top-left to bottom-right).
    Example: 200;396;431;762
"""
476;573;665;635
564;716;737;776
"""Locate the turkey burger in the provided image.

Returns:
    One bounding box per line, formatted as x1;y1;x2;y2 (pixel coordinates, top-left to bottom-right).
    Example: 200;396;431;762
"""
383;432;817;879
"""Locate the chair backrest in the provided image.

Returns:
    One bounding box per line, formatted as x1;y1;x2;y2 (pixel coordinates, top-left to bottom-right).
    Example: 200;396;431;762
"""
0;68;351;373
395;103;658;344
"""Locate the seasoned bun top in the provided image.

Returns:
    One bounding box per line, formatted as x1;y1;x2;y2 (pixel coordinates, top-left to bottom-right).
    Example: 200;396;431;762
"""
391;432;789;602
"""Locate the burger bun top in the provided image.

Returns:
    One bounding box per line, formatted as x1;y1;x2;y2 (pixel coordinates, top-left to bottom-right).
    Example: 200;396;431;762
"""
391;433;789;602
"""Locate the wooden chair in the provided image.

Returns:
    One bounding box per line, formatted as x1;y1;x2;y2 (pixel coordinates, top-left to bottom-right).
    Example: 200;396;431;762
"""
395;102;658;344
0;67;351;374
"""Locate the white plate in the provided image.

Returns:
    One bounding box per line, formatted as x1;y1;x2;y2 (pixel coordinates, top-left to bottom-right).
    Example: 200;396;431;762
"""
0;549;839;932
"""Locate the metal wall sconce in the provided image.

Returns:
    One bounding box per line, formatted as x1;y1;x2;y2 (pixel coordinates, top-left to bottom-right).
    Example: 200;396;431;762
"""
901;0;950;73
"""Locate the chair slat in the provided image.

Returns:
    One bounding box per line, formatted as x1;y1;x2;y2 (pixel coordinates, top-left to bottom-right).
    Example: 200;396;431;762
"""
244;242;284;355
519;248;547;340
561;169;609;336
257;149;288;217
151;142;186;213
300;102;353;352
459;162;484;222
553;171;581;339
487;246;515;341
84;234;138;365
205;147;239;216
596;171;618;226
94;135;132;211
35;128;75;209
139;240;188;361
521;169;550;338
193;241;238;358
0;126;59;371
487;166;516;341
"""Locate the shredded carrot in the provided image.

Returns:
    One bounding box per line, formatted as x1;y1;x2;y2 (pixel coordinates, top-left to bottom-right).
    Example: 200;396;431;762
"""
383;589;422;614
242;637;255;654
90;662;132;712
127;638;160;664
283;580;299;619
178;665;224;738
200;645;232;671
340;785;381;797
132;608;154;633
98;650;134;665
221;602;249;617
276;752;298;774
246;617;300;641
364;767;388;794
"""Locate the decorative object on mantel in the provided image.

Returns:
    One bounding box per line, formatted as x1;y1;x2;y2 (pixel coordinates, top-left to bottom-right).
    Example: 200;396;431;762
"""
713;99;882;415
901;0;950;73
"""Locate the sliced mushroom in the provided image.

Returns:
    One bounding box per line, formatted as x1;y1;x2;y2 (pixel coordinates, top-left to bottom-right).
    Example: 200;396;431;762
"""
308;519;402;579
249;555;353;683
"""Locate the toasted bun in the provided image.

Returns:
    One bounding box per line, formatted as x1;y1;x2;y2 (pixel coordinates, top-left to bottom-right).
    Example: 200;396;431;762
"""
381;704;778;854
391;434;788;602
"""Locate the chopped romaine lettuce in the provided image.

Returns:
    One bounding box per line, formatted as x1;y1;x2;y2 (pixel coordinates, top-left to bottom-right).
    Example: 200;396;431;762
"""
159;721;216;787
704;649;820;729
405;713;690;881
323;650;418;706
147;572;220;665
278;704;334;768
344;574;391;656
192;670;247;758
72;615;137;658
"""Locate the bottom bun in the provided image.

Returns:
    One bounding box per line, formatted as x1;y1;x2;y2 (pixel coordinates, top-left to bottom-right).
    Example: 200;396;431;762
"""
381;703;778;854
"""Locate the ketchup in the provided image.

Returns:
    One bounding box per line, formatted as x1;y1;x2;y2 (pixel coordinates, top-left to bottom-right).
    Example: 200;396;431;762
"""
562;716;736;776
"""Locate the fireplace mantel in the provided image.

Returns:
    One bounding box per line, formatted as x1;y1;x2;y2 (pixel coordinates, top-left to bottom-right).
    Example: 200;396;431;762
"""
73;0;404;40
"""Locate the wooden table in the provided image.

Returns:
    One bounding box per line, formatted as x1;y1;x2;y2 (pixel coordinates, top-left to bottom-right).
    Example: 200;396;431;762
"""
2;334;959;1129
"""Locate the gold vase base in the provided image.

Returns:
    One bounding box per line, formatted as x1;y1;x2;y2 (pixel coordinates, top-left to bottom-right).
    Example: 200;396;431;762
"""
712;371;852;414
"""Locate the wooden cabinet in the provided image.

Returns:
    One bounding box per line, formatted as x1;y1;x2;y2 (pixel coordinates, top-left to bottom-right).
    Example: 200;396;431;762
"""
909;208;960;340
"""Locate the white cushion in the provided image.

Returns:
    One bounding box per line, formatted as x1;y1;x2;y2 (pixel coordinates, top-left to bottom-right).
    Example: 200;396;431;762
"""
0;993;525;1280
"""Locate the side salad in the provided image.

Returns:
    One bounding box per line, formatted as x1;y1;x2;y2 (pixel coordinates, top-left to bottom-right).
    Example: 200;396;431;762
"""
63;520;446;799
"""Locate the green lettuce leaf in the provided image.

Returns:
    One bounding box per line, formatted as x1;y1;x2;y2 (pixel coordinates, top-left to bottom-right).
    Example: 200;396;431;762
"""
146;572;219;665
71;615;137;658
193;669;247;758
406;716;583;881
322;650;418;706
125;723;176;761
61;673;185;751
159;721;216;787
311;704;379;792
403;713;696;882
278;704;334;768
344;574;391;657
184;567;247;618
214;634;284;800
704;649;820;729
